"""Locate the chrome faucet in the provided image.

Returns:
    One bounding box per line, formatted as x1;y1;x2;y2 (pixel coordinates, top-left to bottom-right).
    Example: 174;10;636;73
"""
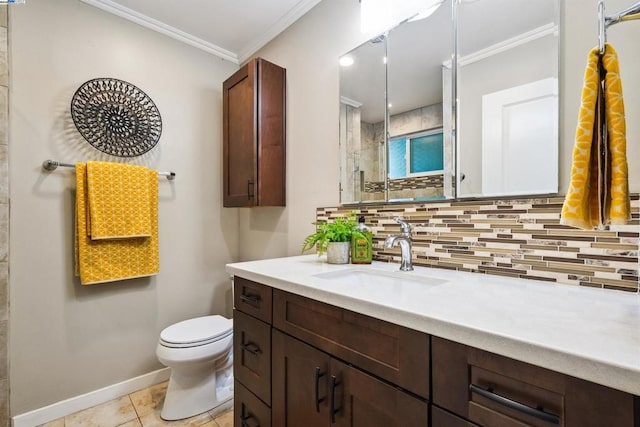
384;217;414;271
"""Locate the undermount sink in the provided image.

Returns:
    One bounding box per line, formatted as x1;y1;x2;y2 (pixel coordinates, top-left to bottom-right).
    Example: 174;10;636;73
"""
313;268;447;288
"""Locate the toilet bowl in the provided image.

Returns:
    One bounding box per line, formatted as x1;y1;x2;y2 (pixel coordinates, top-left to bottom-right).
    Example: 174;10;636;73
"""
156;315;234;421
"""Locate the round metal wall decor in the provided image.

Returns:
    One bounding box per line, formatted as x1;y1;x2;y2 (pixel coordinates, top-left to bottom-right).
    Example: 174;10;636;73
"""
70;78;162;157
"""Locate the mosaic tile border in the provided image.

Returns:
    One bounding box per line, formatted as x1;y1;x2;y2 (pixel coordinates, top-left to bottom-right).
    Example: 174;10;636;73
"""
364;175;444;194
317;194;640;292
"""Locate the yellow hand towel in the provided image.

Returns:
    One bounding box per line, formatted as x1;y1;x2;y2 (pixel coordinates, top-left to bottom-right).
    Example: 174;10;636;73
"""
561;43;630;229
86;161;152;239
75;163;159;285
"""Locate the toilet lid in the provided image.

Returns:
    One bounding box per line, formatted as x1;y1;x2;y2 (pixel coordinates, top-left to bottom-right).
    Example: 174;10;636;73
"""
160;315;232;346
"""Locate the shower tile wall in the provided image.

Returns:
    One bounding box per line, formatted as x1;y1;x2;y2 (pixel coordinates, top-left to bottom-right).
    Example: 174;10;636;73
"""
318;194;640;292
0;6;8;425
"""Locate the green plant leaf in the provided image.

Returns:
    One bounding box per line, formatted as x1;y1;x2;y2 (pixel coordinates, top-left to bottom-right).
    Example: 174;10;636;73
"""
301;211;361;255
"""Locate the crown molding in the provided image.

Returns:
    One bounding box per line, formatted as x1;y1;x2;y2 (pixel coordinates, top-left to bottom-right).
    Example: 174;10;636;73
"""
237;0;323;63
79;0;239;63
340;96;363;108
443;23;558;68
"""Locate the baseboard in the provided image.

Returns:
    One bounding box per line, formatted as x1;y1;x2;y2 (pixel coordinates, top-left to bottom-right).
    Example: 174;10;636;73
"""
12;367;171;427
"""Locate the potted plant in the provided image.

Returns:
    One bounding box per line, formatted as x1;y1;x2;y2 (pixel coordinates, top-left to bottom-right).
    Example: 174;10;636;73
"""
302;213;361;264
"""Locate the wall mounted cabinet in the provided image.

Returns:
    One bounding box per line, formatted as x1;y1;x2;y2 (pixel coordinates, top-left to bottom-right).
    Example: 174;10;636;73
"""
223;58;286;207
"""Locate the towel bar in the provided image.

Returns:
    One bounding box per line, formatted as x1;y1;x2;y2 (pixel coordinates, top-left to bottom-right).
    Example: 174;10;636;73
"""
599;0;640;54
42;160;176;181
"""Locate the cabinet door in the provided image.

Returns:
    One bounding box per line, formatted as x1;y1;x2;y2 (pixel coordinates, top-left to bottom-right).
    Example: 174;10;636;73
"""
332;358;429;427
272;330;330;427
234;310;271;405
235;380;271;427
255;58;286;206
223;61;257;207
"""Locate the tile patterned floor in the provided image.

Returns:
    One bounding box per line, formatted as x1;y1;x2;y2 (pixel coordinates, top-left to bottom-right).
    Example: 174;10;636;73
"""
38;382;233;427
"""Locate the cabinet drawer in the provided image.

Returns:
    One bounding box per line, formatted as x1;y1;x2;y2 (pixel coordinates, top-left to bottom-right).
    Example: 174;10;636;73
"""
432;406;479;427
235;380;271;427
273;289;429;399
234;276;272;323
432;336;640;427
234;310;271;405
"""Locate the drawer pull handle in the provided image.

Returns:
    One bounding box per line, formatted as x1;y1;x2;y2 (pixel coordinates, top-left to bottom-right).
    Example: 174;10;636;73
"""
247;180;254;199
314;366;326;412
240;294;261;305
469;384;560;424
330;375;341;424
240;342;262;356
241;413;259;427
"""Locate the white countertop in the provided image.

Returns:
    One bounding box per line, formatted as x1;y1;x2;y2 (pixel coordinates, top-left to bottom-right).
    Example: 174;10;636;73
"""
226;255;640;395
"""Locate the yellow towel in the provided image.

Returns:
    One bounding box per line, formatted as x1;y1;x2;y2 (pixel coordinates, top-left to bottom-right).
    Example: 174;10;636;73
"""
86;161;152;239
75;163;159;285
561;43;630;229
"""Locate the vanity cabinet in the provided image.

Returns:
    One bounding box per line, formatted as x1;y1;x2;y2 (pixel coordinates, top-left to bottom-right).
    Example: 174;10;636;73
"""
232;274;640;427
233;277;274;427
233;277;429;427
223;57;286;207
432;336;640;427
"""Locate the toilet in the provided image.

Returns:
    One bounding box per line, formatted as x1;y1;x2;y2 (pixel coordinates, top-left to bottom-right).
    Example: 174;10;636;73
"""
156;315;234;420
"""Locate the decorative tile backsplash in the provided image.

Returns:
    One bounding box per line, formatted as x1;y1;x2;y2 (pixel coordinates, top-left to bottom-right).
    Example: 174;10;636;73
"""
317;194;640;292
365;174;444;194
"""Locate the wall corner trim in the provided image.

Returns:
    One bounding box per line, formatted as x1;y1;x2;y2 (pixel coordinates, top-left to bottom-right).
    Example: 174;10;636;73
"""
79;0;239;64
237;0;323;63
11;368;171;427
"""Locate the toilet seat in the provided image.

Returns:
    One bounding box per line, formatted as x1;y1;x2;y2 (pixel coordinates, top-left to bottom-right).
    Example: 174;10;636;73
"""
159;315;233;348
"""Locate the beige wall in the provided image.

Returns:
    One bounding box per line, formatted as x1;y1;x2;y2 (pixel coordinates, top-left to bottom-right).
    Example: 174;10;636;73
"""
6;0;640;417
9;0;239;414
242;0;640;262
239;0;368;261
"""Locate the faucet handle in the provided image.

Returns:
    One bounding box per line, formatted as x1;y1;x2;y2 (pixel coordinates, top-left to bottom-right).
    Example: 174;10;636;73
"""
393;217;412;234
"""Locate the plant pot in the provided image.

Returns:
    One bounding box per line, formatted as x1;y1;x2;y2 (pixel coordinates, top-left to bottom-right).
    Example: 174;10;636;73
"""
326;242;350;264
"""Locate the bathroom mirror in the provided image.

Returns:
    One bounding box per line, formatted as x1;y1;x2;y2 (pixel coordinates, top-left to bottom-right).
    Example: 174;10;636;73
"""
339;34;387;203
456;0;559;198
386;0;454;202
339;0;560;204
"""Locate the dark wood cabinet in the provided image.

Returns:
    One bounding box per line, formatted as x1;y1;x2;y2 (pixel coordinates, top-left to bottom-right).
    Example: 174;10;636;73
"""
432;336;640;427
235;380;271;427
272;329;330;427
233;277;273;425
273;289;430;399
432;406;479;427
272;329;429;427
232;274;640;427
223;57;286;207
233;310;271;405
233;276;273;324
